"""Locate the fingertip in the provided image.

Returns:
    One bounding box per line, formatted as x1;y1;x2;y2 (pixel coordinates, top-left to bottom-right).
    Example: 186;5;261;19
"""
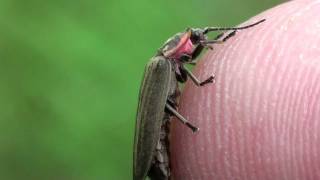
172;1;320;179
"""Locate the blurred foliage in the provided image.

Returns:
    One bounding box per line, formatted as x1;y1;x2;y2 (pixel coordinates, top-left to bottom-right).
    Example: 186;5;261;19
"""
0;0;281;179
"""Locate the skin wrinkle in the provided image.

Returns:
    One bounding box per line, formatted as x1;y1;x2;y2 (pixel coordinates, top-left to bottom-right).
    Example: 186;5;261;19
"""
220;45;233;179
198;80;206;180
274;6;304;178
211;45;222;179
293;61;307;179
253;18;278;180
280;31;300;180
223;31;245;180
300;49;315;180
262;3;302;175
231;27;252;179
205;81;214;179
194;49;212;179
282;40;299;179
310;74;319;178
253;15;276;180
239;35;256;180
196;35;229;179
250;12;283;179
204;54;216;179
309;54;320;179
235;22;272;179
287;5;320;175
189;86;197;180
313;79;320;177
220;36;243;180
273;8;299;179
217;38;235;179
286;2;320;177
308;85;317;180
205;66;212;180
270;2;308;179
243;23;271;180
212;45;224;179
223;47;237;180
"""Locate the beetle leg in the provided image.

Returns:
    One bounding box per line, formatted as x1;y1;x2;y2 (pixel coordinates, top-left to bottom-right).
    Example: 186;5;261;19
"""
180;65;215;86
200;39;224;45
186;60;197;65
167;97;178;108
178;53;198;66
180;48;209;66
189;45;204;63
179;54;192;63
165;102;199;132
175;64;188;83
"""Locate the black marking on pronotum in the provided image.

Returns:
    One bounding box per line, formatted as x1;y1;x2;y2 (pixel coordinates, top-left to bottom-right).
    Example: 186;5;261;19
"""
133;19;265;180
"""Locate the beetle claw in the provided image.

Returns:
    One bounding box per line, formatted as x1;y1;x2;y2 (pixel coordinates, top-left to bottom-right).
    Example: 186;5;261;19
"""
200;75;215;86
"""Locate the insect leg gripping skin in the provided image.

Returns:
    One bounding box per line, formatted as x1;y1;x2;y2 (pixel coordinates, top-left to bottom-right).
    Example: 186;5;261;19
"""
165;103;199;132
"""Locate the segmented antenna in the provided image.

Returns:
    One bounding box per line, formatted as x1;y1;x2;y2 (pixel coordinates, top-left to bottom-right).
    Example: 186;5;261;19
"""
203;19;266;34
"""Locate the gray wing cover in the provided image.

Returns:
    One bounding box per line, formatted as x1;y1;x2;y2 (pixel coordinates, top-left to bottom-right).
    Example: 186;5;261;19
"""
134;56;172;180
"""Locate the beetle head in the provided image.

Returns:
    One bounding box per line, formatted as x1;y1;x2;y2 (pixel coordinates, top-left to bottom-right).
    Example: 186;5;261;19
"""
190;28;207;44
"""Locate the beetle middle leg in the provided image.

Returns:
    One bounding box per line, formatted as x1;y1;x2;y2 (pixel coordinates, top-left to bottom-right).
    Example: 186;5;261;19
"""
179;65;214;86
165;102;199;132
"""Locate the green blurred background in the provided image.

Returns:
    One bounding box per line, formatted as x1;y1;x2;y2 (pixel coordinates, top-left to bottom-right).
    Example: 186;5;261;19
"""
0;0;281;179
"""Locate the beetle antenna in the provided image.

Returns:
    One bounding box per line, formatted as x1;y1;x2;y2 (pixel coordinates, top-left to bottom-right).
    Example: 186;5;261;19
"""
203;19;265;34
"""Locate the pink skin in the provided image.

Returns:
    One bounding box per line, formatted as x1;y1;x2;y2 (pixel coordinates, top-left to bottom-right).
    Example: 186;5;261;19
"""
171;0;320;179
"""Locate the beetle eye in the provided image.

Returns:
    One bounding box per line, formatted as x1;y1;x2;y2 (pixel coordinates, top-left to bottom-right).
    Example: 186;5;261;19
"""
190;30;203;44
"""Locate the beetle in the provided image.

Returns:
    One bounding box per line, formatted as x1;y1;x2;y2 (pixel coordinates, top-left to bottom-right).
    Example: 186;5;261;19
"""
134;19;265;180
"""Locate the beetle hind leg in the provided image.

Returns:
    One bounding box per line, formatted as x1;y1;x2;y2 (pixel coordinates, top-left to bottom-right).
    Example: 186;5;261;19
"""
165;102;199;132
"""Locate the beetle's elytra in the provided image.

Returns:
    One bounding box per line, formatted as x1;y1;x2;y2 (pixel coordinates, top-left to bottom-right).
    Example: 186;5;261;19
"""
134;19;265;180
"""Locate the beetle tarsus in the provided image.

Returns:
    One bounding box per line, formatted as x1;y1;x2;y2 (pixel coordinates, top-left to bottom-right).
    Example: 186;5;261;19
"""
200;76;215;86
186;122;199;133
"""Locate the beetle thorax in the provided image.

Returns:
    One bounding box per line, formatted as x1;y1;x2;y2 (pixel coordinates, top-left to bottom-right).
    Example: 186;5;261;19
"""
160;31;195;60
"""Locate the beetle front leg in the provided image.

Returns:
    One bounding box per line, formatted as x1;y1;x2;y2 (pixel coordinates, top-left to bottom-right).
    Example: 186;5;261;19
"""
180;65;214;86
165;102;199;132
